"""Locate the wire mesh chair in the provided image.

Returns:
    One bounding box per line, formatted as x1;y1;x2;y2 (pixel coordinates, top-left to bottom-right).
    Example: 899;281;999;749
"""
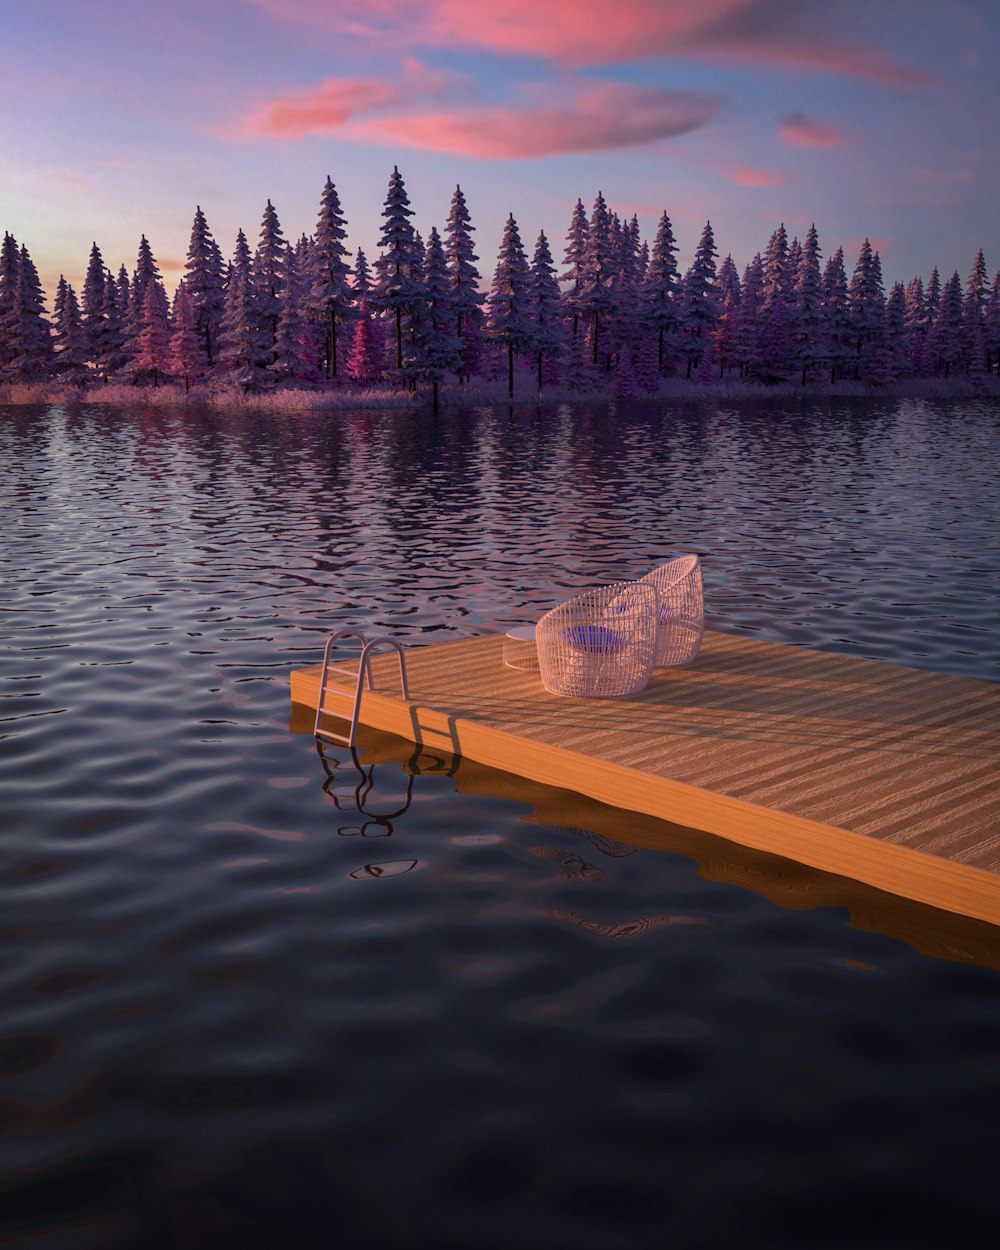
536;580;658;697
640;554;704;667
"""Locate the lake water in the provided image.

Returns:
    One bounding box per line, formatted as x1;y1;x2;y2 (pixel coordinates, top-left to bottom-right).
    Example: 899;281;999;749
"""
2;395;999;1249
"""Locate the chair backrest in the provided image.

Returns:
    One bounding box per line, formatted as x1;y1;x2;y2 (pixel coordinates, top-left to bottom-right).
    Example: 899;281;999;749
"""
640;554;704;667
535;580;658;697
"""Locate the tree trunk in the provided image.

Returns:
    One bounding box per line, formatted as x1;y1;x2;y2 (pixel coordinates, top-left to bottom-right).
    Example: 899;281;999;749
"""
658;325;664;372
328;310;338;378
507;343;514;399
433;378;439;411
592;312;599;365
395;307;403;370
537;351;543;394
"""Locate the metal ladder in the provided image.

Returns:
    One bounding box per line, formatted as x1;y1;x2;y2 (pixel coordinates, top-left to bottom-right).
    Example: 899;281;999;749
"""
313;628;410;750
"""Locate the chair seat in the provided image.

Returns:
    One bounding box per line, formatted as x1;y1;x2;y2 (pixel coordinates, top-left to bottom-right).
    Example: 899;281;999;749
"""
536;580;658;697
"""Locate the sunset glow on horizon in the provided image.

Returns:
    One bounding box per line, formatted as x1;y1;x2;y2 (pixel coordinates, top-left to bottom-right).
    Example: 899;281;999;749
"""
3;0;997;302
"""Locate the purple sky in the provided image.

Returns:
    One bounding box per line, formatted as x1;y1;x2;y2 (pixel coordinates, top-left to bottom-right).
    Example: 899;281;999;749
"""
4;0;997;302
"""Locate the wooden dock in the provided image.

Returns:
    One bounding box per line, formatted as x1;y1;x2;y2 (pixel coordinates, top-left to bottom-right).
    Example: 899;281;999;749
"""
289;630;1000;929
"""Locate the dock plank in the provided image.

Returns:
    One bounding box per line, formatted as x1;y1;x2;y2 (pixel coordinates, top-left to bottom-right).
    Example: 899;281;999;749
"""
289;629;1000;926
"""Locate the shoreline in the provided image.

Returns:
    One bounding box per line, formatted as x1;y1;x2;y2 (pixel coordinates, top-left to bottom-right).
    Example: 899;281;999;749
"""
2;374;999;412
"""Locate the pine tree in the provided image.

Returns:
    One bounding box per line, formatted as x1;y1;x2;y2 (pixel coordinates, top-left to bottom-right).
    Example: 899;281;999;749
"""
714;288;739;378
635;333;661;393
903;276;928;373
273;245;314;384
51;276;89;384
927;271;964;377
353;248;372;297
307;180;352;379
347;297;385;386
216;242;272;391
577;191;618;368
81;242;106;374
125;235;165;365
985;272;1000;376
641;212;681;374
734;255;763;378
865;305;894;388
135;277;171;386
0;233;20;372
614;344;639;398
761;223;790;317
924;266;941;320
444;184;485;382
372;166;423;373
408;226;461;408
486;213;534;399
847;239;885;380
183;207;225;368
679;221;718;376
885;282;910;379
529;230;564;394
610;213;642;365
169;282;204;393
2;245;52;381
98;268;128;379
717;254;741;306
789;223;826;385
962;248;988;372
560;199;589;341
823;247;852;383
252;199;287;361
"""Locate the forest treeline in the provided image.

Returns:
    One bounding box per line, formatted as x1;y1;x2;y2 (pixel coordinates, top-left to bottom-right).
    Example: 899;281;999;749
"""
2;166;998;404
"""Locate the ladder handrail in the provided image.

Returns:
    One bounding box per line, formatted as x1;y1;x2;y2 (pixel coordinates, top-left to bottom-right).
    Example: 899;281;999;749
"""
314;628;409;750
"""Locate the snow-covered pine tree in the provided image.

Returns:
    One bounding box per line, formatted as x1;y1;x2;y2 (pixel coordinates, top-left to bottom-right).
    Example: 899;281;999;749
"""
408;226;461;409
253;198;287;361
444;184;485;383
679;221;718;377
372;167;423;374
577;192;618;368
529;230;564;393
183;207;225;368
822;247;852;383
486;213;534;399
135;278;171;386
2;245;52;382
169;282;204;393
560;199;589;342
789;223;826;385
52;276;89;384
81;242;106;375
847;239;885;379
116;265;130;319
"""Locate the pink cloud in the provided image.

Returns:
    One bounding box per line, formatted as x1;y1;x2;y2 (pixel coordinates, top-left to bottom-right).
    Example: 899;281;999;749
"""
352;82;721;158
724;166;787;187
245;1;931;88
242;78;397;137
778;112;846;149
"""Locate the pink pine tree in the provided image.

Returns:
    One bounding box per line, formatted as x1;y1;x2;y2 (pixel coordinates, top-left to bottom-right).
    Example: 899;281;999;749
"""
136;279;170;385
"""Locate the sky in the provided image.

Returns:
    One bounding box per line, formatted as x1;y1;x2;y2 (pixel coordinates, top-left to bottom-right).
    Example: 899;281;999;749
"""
3;0;998;305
